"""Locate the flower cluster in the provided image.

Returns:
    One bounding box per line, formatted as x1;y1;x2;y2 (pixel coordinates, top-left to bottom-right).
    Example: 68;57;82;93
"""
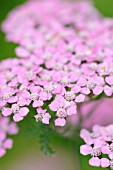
1;0;113;127
0;115;18;157
80;125;113;169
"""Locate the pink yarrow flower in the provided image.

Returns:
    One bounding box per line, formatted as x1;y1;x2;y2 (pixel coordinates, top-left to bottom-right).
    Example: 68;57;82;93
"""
2;104;29;122
34;108;51;124
80;125;113;169
49;96;77;126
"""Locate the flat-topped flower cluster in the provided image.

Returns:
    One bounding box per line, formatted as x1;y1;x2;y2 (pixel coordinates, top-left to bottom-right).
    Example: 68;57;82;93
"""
1;0;113;128
1;0;113;160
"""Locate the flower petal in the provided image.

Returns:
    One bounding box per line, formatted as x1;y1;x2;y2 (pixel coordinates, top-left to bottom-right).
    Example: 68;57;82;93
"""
2;108;12;116
101;158;110;168
19;107;29;116
13;114;23;122
89;157;100;167
55;118;66;127
80;144;92;156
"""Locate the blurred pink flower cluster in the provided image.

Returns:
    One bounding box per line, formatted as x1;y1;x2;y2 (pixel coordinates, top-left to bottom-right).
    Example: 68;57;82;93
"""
80;125;113;169
0;115;18;157
1;0;113;128
70;98;113;129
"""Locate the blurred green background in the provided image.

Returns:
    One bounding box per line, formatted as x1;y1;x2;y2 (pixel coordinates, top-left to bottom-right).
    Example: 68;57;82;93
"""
0;0;113;170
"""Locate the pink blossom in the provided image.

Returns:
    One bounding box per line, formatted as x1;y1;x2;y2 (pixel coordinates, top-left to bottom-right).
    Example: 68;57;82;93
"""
0;115;18;157
34;108;51;124
80;124;113;169
2;104;29;122
49;96;77;126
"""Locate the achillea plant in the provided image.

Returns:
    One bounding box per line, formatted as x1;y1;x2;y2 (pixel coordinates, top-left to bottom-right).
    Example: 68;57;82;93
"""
80;125;113;169
1;0;113;169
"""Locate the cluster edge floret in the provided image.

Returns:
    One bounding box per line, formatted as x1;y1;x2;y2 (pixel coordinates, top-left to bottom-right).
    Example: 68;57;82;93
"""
80;125;113;169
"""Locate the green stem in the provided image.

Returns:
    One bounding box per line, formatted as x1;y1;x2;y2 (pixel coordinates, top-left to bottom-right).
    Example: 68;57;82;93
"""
72;128;83;170
72;139;80;170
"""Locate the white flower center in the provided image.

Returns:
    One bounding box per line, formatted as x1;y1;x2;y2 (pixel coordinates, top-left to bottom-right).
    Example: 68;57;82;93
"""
87;80;97;90
43;53;52;61
11;104;20;113
41;75;51;81
44;85;54;93
57;108;67;118
30;93;39;101
89;63;98;71
54;63;63;70
66;44;74;52
91;148;101;157
90;132;100;139
65;91;75;101
61;77;70;85
26;43;34;51
24;62;33;69
3;92;12;100
26;71;34;80
75;69;83;76
5;72;15;81
35;113;43;121
75;51;85;59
